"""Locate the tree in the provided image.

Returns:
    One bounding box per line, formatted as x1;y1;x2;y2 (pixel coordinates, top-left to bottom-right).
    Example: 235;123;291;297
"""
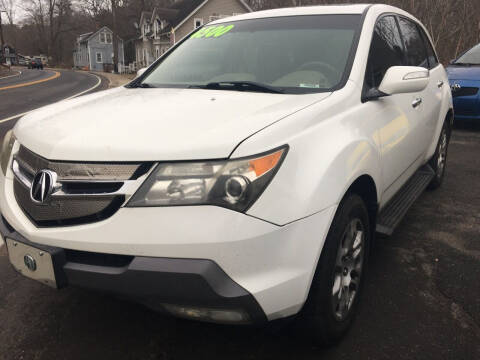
21;0;78;62
0;0;15;24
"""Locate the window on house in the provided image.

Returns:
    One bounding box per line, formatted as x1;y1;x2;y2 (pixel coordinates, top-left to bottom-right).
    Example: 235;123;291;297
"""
156;47;160;59
96;52;102;63
194;18;203;29
144;24;149;35
100;32;106;43
106;32;112;44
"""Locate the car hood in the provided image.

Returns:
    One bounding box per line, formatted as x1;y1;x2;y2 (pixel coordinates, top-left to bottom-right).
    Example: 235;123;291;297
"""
446;65;480;80
14;87;330;161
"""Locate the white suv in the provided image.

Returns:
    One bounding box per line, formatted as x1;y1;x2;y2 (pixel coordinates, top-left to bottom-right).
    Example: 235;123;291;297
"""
0;4;452;344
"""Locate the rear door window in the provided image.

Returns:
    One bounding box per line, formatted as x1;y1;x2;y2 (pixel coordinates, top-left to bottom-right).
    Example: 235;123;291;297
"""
398;17;429;68
418;28;439;69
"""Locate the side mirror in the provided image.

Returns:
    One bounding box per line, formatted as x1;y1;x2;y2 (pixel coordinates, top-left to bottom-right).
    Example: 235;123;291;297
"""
378;66;429;95
136;67;147;78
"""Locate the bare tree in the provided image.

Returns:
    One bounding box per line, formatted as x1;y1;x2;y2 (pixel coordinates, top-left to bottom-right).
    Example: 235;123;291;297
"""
21;0;78;62
245;0;480;63
0;0;15;24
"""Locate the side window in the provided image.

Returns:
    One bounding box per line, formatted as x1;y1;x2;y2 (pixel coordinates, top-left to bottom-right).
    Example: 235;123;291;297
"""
365;16;405;90
419;27;439;69
398;18;428;68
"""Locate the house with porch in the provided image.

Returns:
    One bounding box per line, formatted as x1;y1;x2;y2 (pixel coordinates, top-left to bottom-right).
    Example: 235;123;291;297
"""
135;0;252;68
1;44;17;65
73;26;125;72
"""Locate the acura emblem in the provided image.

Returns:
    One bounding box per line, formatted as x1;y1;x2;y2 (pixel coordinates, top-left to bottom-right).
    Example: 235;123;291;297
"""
24;254;37;271
451;83;461;92
30;170;57;203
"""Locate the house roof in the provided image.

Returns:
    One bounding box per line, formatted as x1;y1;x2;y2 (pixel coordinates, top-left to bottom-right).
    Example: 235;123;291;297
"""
168;0;205;28
77;32;93;43
172;0;252;31
139;11;153;26
77;26;123;43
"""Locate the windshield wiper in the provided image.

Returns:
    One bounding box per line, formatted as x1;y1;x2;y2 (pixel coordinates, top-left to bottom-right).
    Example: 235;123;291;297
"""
453;62;477;66
190;81;284;94
130;82;155;88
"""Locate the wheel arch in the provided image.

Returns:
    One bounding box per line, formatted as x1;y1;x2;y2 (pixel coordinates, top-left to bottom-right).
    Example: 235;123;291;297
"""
342;174;379;235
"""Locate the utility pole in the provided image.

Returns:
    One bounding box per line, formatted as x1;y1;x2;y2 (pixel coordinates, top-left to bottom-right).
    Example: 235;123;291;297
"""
0;10;5;64
112;0;119;73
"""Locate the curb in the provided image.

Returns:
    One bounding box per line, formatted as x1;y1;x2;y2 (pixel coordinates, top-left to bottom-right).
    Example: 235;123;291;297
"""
0;70;21;80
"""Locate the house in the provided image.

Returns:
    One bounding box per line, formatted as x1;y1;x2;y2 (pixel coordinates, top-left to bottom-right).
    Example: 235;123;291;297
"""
135;0;252;68
2;44;17;65
73;26;125;72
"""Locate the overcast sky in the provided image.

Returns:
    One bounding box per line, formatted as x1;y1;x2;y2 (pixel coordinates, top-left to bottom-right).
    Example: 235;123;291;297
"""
1;0;27;24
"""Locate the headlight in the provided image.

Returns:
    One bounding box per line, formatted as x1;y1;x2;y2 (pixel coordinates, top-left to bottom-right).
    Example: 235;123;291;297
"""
127;146;287;212
1;130;16;175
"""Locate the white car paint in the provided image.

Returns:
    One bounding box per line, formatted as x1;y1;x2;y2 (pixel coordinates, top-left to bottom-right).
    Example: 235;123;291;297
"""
14;87;329;161
0;4;452;321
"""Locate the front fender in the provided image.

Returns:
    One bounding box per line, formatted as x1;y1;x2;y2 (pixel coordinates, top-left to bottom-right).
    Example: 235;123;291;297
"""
235;83;382;226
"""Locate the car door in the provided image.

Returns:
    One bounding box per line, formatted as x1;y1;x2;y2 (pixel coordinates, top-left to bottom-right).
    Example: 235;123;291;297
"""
397;17;438;153
419;24;444;146
362;15;426;203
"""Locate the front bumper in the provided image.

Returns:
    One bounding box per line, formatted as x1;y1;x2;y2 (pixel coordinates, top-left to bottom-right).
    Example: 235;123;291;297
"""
0;166;337;322
0;216;266;324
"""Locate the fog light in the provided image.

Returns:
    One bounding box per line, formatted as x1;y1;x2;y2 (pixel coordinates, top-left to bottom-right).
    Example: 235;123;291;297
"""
163;304;250;324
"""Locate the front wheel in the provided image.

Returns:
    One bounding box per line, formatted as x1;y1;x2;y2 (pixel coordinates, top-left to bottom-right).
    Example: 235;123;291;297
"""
300;194;370;346
428;122;450;190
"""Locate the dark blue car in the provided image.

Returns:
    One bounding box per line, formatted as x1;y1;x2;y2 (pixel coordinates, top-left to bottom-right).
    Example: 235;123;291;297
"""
447;44;480;121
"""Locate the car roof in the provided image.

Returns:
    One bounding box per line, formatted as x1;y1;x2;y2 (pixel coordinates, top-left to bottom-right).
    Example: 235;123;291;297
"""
214;4;374;24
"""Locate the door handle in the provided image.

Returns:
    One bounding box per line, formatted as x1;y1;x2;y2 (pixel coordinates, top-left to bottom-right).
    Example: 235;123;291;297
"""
412;98;422;108
437;80;444;88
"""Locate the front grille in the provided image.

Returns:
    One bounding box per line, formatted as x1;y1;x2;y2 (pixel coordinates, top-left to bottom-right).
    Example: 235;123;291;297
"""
13;180;125;226
13;146;153;227
16;146;150;181
452;87;479;98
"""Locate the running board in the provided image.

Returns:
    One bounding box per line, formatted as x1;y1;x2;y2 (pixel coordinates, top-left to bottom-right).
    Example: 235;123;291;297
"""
376;165;435;236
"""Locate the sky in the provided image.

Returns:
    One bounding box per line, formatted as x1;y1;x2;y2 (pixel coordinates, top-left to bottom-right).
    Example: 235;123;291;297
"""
1;0;26;24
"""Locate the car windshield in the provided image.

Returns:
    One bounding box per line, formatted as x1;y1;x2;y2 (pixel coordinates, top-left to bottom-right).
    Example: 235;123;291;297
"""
139;15;362;94
454;43;480;65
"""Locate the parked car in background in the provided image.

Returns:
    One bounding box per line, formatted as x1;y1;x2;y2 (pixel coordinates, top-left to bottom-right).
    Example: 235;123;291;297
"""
17;57;28;66
447;43;480;121
27;58;44;70
0;4;452;345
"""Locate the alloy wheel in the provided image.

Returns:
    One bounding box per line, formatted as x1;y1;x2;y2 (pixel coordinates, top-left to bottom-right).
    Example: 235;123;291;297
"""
331;218;365;321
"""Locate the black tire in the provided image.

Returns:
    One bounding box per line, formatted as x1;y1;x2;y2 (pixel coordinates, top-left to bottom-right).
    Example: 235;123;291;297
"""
300;194;370;346
428;121;450;190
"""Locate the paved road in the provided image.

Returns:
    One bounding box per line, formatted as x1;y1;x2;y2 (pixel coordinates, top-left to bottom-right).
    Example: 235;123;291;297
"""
0;68;107;139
